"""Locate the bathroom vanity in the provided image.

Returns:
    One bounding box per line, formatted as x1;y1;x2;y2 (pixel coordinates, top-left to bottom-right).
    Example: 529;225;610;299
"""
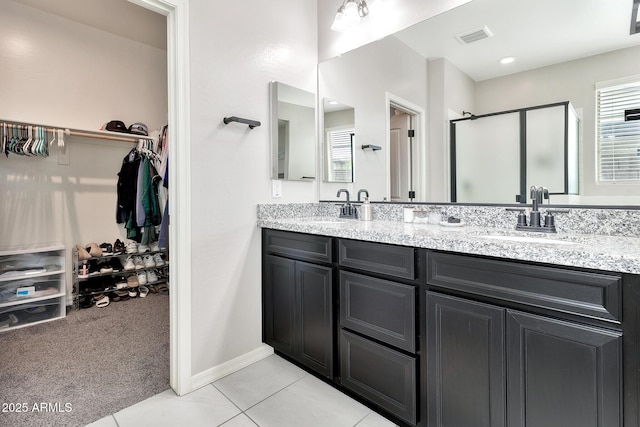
259;210;640;427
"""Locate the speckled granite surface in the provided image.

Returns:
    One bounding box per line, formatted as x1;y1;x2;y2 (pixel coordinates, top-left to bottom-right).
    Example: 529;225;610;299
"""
257;203;640;274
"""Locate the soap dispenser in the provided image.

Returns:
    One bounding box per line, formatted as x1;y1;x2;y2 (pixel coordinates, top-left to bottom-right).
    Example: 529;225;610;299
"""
361;198;373;221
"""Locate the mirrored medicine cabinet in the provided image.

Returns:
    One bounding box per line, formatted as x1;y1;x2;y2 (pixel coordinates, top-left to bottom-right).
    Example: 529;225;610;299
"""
269;81;316;181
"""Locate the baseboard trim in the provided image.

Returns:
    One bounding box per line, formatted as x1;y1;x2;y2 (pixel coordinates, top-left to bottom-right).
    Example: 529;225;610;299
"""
190;344;274;391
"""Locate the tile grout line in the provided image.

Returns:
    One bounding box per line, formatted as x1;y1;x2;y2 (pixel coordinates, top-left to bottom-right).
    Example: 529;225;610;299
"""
211;372;309;426
352;411;371;427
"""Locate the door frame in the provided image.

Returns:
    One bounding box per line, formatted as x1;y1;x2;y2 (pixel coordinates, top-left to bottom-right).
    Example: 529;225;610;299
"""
128;0;192;396
385;93;427;202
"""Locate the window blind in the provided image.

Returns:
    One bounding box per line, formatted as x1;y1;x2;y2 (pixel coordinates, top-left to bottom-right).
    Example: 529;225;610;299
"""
596;81;640;181
327;129;354;181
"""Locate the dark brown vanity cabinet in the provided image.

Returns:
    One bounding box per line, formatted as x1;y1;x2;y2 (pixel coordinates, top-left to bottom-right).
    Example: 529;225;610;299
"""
262;229;334;378
338;239;419;425
426;251;624;427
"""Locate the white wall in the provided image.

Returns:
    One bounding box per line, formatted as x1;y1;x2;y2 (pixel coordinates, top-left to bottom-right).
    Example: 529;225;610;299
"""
317;0;471;61
427;58;476;201
475;45;640;203
0;1;167;299
187;0;317;376
318;36;427;201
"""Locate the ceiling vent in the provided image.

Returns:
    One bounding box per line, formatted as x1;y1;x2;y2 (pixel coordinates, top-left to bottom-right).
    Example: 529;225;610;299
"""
455;26;494;45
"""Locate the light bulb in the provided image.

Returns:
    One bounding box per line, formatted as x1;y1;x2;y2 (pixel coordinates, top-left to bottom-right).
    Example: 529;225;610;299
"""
331;7;348;32
343;1;361;25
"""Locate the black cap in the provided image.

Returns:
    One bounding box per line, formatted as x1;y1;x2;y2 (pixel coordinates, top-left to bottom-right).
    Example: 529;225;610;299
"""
104;120;128;133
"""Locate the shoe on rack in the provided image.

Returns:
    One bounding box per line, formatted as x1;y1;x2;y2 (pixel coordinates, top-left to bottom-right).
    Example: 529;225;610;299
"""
123;256;135;271
127;275;139;288
86;243;103;257
76;245;92;261
152;253;165;267
115;276;128;290
79;296;93;309
99;242;113;255
143;254;155;268
126;241;138;254
109;258;122;272
103;276;116;292
139;285;149;298
116;289;129;301
78;261;90;279
87;260;101;277
128;288;138;298
113;239;126;254
146;269;158;283
133;256;145;270
137;271;148;286
98;262;113;274
138;244;150;253
149;241;160;252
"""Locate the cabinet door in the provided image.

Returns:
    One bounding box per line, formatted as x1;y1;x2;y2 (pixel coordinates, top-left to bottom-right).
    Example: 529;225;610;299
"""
507;310;622;427
263;255;296;358
426;292;506;427
296;261;333;378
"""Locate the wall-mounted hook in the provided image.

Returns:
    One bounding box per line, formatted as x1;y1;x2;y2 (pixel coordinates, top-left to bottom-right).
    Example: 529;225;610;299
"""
223;116;261;129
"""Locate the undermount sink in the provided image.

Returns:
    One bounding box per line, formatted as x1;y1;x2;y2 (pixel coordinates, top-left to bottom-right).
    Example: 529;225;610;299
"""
304;219;348;225
478;234;577;245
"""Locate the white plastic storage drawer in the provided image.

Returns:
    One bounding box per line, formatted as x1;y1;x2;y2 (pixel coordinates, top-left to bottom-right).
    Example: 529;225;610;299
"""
0;277;64;306
0;252;64;281
0;296;64;331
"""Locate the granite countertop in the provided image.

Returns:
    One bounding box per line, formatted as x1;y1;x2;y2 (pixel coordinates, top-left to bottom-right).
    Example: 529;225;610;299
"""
258;217;640;274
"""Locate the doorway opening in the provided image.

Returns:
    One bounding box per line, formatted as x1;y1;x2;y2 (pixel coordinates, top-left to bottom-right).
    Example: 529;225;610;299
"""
128;0;192;395
386;93;426;202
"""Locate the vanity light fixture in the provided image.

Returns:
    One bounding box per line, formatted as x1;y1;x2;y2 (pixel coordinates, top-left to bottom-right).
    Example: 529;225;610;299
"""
331;0;384;32
500;56;516;64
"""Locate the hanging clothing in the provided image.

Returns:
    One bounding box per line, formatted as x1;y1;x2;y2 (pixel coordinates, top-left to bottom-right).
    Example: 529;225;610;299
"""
158;156;169;250
136;155;162;227
116;149;141;225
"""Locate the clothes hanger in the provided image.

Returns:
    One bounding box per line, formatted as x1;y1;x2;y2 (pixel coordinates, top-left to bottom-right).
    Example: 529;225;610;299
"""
57;128;65;154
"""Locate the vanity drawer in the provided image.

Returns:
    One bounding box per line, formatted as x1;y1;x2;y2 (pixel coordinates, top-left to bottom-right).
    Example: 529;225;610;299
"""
264;229;332;264
338;239;415;280
340;330;416;425
427;251;621;323
340;271;415;352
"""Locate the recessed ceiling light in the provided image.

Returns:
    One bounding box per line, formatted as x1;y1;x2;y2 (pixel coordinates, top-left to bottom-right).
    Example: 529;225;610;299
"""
500;56;516;64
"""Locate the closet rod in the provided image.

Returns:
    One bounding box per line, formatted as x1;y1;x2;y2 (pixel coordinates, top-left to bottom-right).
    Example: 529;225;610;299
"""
2;120;149;144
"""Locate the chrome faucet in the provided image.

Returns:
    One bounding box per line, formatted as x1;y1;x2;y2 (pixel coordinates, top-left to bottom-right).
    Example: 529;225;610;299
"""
336;189;357;218
357;189;369;202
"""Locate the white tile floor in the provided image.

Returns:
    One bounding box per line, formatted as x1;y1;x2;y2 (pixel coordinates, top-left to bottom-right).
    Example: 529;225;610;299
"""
86;354;398;427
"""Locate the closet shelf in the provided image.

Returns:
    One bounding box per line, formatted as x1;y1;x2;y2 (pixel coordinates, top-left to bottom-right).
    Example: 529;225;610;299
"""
76;264;169;282
1;119;153;144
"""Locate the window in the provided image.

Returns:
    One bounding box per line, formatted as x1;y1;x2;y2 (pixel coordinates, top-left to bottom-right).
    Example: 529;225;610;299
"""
326;128;354;182
596;79;640;182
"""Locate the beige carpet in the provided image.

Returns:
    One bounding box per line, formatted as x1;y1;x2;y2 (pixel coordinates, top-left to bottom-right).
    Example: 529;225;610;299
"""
0;293;170;427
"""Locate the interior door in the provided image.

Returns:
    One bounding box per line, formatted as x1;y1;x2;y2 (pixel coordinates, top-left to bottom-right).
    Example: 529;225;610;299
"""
390;112;411;201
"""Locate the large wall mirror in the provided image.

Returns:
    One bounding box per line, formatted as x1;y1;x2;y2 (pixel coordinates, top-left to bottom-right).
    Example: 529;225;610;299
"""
317;0;640;205
269;81;316;181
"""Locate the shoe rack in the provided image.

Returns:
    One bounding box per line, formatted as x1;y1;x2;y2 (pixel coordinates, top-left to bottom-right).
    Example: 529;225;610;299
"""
0;244;66;332
72;247;169;309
